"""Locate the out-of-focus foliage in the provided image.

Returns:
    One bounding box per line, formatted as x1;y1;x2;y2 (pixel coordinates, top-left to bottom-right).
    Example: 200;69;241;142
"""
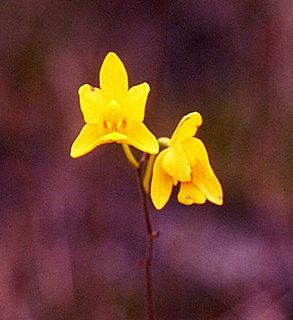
0;1;292;319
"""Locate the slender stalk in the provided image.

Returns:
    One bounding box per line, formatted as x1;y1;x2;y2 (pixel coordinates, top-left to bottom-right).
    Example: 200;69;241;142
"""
121;145;158;319
143;154;155;194
137;161;158;320
122;143;139;168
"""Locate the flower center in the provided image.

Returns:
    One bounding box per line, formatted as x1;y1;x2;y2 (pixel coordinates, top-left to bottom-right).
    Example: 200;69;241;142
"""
104;99;126;131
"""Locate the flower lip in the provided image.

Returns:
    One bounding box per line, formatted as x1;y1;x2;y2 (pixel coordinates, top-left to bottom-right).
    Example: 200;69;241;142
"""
103;99;126;131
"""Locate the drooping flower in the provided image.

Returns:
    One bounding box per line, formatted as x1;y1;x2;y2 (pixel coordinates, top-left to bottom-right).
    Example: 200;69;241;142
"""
70;52;159;158
150;112;223;210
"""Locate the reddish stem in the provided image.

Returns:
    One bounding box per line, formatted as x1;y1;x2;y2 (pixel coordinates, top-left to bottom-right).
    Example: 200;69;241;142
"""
137;163;158;320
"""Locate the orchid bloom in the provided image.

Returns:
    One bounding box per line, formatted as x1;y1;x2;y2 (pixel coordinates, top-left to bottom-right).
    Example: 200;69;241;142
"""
71;52;159;158
151;112;223;210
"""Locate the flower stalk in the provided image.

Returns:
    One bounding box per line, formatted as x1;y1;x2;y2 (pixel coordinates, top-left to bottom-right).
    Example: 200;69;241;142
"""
122;143;140;168
122;144;158;319
143;153;155;193
137;157;158;320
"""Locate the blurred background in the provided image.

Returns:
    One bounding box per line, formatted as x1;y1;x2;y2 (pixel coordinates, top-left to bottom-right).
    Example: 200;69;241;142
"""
0;1;292;319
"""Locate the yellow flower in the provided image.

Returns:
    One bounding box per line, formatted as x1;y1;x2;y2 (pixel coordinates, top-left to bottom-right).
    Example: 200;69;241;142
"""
150;112;223;210
71;52;159;158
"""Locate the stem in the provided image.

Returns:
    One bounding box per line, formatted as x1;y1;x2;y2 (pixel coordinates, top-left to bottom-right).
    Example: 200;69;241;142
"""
143;154;155;194
137;163;158;320
122;143;139;169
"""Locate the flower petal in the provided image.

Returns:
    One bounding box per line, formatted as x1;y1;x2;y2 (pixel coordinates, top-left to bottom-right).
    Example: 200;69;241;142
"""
70;124;105;158
150;150;174;210
194;172;223;205
184;138;223;205
171;112;203;144
78;84;106;124
71;125;128;158
181;137;198;167
124;82;150;122
99;52;128;102
125;122;159;154
161;145;191;182
178;182;206;205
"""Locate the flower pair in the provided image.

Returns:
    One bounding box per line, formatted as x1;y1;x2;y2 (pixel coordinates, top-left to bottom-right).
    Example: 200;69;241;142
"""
71;52;223;209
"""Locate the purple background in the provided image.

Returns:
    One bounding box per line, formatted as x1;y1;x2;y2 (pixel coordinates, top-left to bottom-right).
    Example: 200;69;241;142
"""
0;1;292;319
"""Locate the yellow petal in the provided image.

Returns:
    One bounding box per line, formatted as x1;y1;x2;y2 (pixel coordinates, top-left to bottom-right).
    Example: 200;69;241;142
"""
78;84;106;124
125;122;159;154
150;150;174;210
184;138;223;205
171;112;203;145
161;145;191;182
71;125;128;158
124;82;150;122
99;52;128;102
70;124;105;158
178;182;206;205
197;174;223;205
181;137;198;167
